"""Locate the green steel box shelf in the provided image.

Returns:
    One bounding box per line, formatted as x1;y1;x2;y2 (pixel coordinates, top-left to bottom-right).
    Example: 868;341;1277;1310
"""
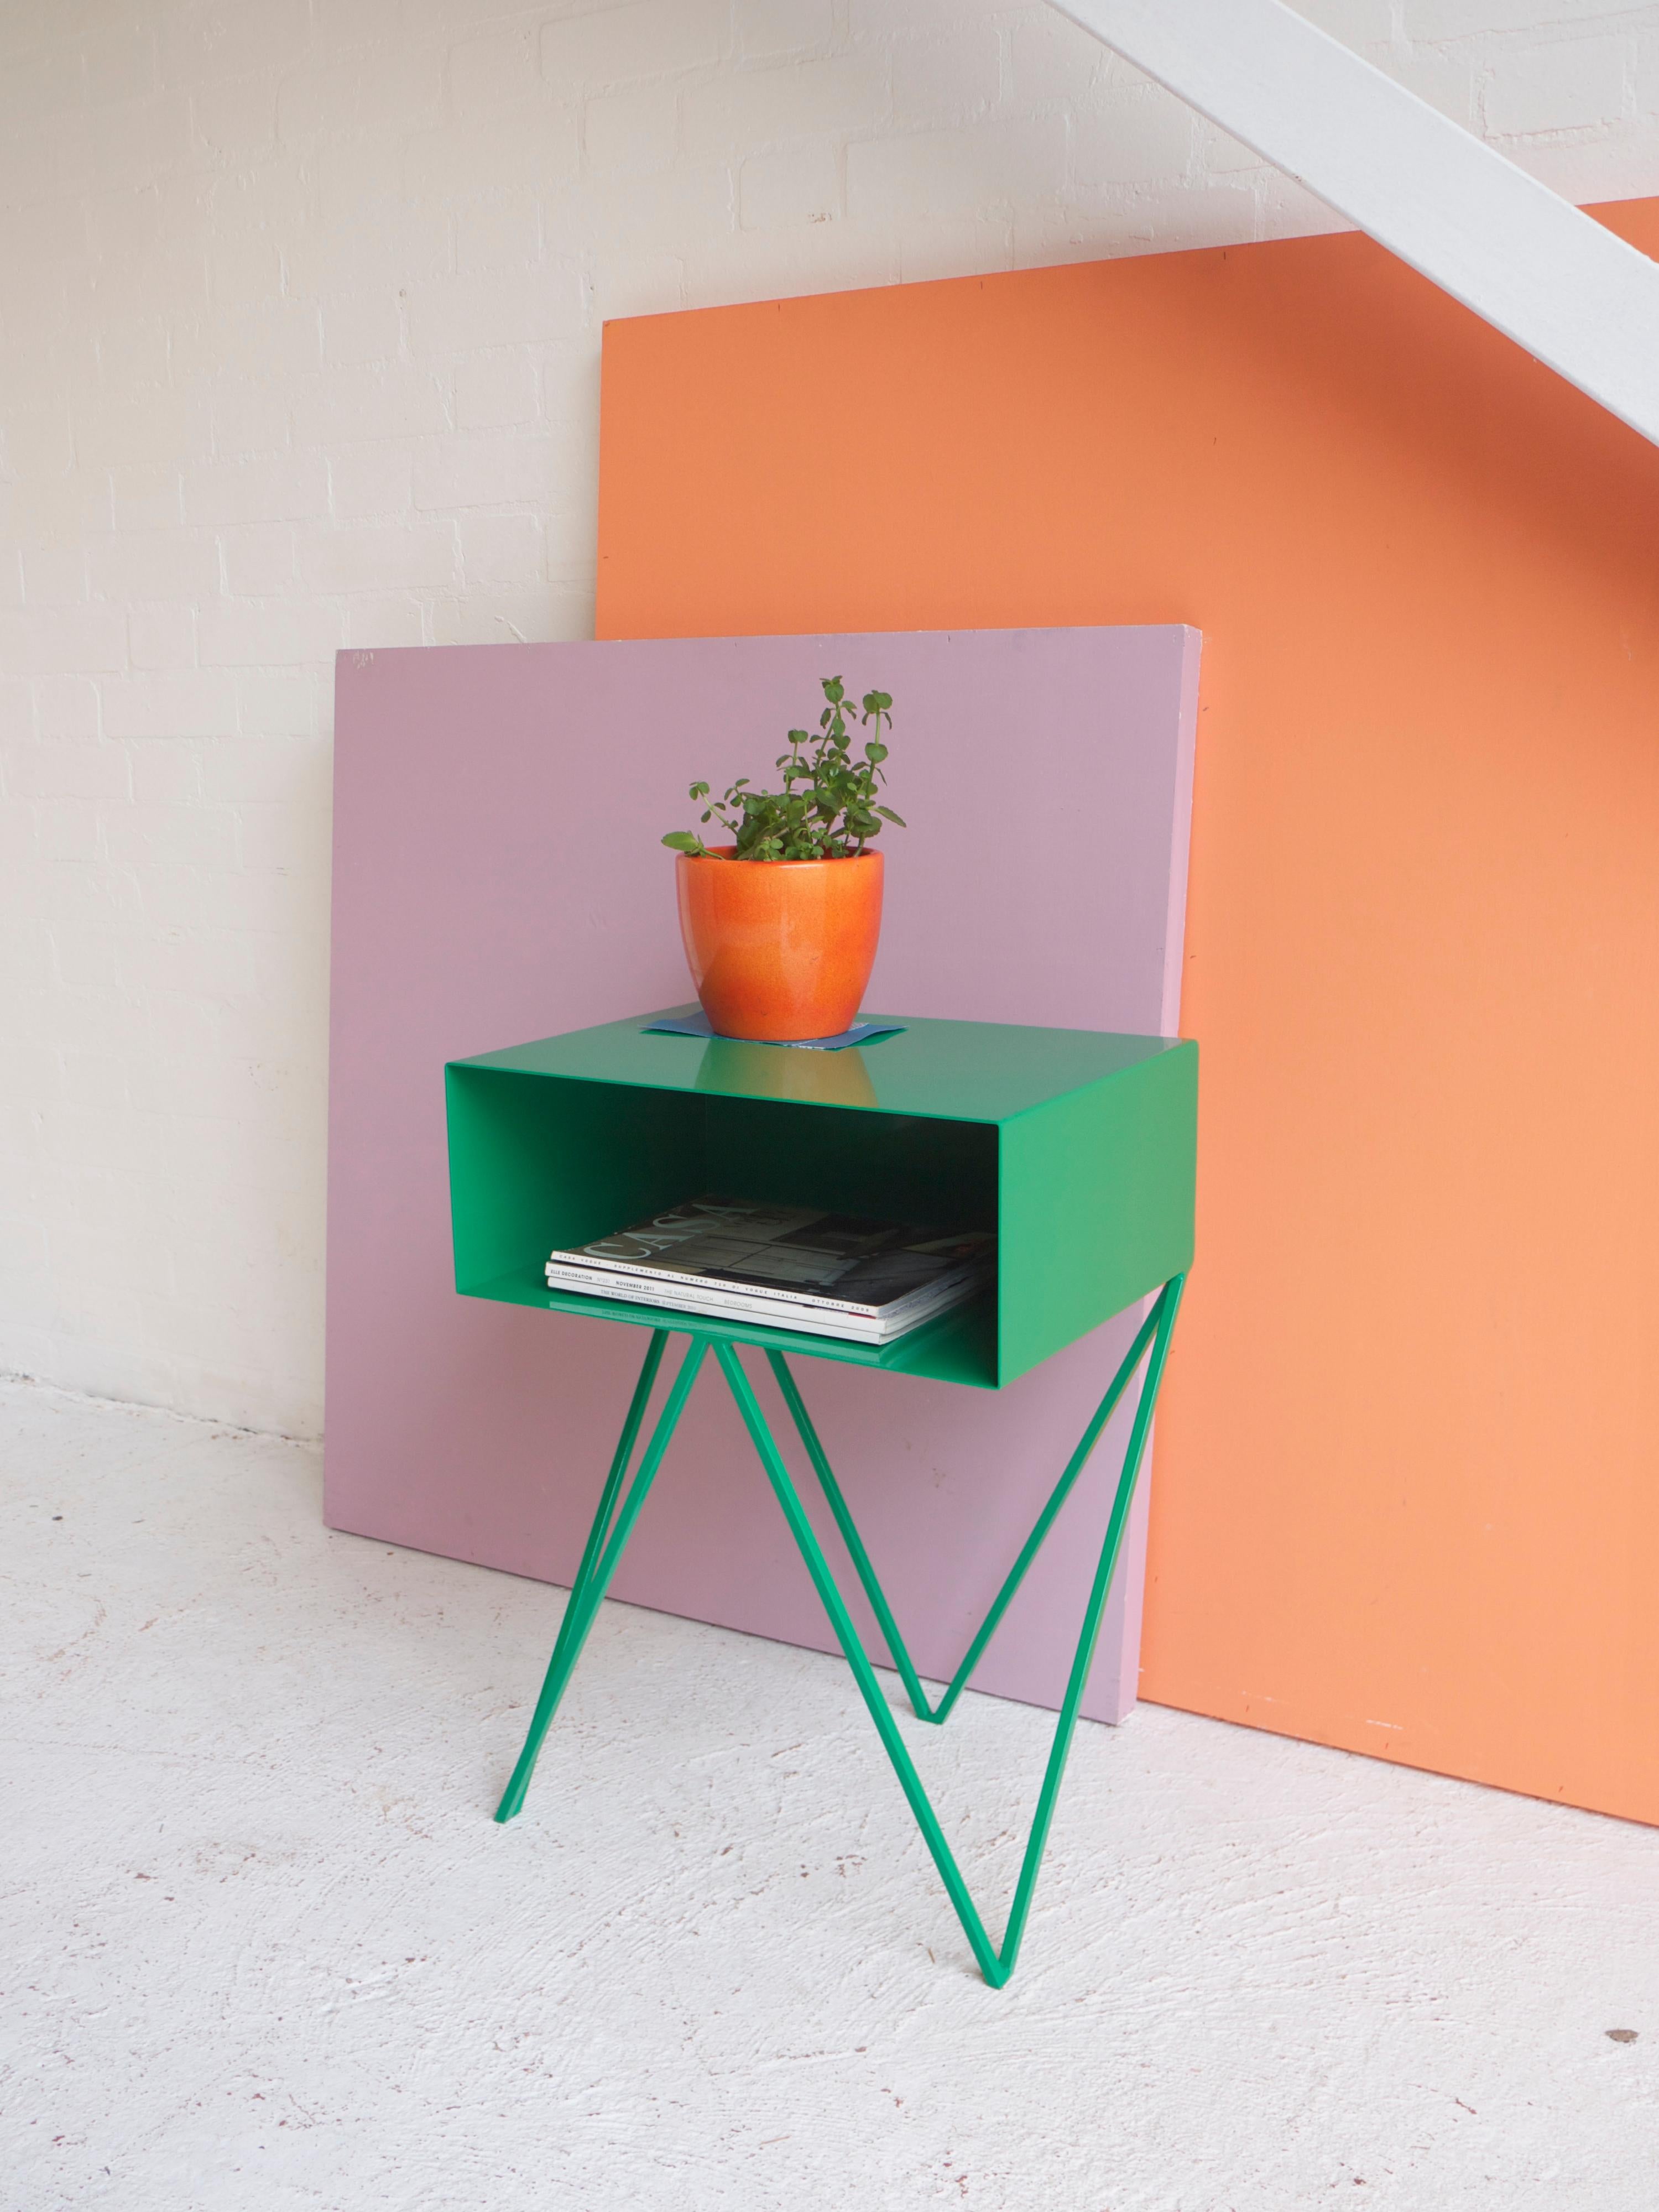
444;1006;1197;1390
444;1005;1197;1987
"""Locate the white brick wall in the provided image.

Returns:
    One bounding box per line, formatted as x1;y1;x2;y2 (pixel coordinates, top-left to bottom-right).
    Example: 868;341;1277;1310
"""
2;0;1656;1437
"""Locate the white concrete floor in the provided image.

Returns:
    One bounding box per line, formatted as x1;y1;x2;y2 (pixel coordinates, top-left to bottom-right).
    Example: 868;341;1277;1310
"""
3;1381;1656;2212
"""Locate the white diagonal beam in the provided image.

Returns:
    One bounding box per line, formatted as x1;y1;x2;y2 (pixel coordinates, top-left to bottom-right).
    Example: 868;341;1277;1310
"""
1050;0;1659;447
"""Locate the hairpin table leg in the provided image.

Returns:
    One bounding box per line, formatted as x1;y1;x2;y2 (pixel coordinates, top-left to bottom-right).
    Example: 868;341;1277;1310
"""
492;1281;1184;1987
765;1292;1171;1728
714;1274;1183;1985
494;1331;702;1823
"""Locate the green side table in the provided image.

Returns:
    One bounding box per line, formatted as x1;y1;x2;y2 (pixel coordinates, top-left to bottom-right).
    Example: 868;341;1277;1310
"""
446;1008;1197;1986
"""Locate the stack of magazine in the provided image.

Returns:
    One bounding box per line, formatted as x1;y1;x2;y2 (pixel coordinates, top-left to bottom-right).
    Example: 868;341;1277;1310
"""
545;1195;994;1345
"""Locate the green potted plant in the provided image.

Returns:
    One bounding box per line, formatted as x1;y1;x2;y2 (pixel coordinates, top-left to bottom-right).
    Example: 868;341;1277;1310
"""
663;677;902;1041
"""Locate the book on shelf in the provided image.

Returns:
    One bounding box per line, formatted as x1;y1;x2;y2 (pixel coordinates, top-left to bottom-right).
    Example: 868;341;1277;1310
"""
544;1195;994;1346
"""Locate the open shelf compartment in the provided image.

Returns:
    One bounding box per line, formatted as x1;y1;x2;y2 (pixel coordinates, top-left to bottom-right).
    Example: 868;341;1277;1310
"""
445;1008;1197;1391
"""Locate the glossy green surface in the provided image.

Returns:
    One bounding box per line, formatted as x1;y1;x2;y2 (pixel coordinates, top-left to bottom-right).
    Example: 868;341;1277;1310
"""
447;1008;1197;1389
998;1040;1197;1381
457;1005;1183;1124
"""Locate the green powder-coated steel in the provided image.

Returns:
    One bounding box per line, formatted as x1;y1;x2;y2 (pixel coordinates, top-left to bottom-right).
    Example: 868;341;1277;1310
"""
458;1004;1181;1123
489;1284;1184;1985
447;1008;1196;1390
450;1006;1197;1980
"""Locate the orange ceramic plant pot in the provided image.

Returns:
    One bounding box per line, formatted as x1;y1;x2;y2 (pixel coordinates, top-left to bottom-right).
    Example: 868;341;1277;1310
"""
675;847;884;1041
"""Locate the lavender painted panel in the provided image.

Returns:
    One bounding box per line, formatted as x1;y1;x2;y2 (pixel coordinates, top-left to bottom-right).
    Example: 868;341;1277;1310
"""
325;627;1199;1722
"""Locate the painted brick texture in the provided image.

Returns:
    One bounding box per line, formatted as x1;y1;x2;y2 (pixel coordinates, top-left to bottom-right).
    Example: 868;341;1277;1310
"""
2;0;1657;1435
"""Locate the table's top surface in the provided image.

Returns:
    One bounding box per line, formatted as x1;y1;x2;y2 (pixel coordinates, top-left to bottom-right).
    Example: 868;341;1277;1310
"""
453;1006;1190;1123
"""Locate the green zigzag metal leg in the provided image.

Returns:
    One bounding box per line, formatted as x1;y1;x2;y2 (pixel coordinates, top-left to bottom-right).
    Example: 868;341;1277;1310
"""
766;1292;1168;1726
495;1330;703;1823
717;1272;1183;1986
492;1283;1185;1986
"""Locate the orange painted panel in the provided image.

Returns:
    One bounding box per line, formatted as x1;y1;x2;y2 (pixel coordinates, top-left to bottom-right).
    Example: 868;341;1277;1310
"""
594;205;1659;1824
